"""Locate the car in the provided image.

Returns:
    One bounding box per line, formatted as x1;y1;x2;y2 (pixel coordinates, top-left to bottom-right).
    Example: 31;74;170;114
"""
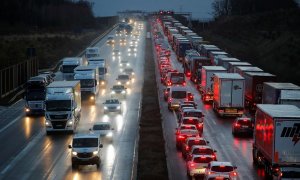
187;154;215;178
182;101;198;108
110;85;127;98
232;117;253;136
176;103;197;118
116;74;131;86
181;137;210;159
122;67;135;77
163;87;171;101
178;109;205;124
204;161;237;180
175;127;199;150
90;122;114;141
168;86;188;111
119;60;130;68
186;145;217;162
119;37;126;45
204;174;232;180
68;133;103;169
128;45;137;56
112;49;121;57
107;35;115;45
130;39;138;46
180;117;204;135
103;99;122;114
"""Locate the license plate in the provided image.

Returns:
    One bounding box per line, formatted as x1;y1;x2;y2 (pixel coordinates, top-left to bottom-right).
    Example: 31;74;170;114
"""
225;109;237;113
242;125;248;128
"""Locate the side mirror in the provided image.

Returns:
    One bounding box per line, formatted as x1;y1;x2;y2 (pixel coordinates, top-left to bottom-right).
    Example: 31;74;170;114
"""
234;166;237;169
214;150;217;152
89;128;92;131
111;128;115;130
68;145;72;149
99;144;103;148
206;141;210;144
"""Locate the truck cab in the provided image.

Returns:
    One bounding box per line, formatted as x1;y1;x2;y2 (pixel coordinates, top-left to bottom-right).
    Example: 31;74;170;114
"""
61;57;83;80
85;47;100;59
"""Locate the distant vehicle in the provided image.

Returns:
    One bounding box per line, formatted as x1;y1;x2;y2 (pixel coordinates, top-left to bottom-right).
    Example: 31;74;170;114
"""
61;57;83;80
119;60;130;68
110;85;127;98
213;73;245;117
165;72;186;86
45;81;81;134
180;117;204;135
68;133;103;169
122;68;135;78
87;58;107;87
231;117;253;136
181;137;209;159
107;35;115;45
90;122;114;140
119;37;126;45
103;99;122;114
204;161;237;180
128;45;137;56
163;87;171;101
252;104;300;179
175;128;199;150
85;47;100;59
178;109;204;124
112;49;121;57
168;86;188;110
116;74;131;86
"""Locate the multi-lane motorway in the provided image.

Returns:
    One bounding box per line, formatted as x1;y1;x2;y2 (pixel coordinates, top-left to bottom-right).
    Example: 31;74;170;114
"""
0;22;146;180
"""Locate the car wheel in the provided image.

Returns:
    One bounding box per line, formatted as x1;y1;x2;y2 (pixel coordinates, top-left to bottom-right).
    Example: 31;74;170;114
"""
96;162;100;169
46;131;51;135
72;163;77;170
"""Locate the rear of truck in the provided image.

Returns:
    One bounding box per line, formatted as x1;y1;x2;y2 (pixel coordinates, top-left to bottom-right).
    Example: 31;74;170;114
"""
253;104;300;179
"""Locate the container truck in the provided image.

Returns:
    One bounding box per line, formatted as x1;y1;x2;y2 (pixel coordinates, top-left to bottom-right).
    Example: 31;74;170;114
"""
262;82;300;105
61;57;83;80
243;72;277;111
87;58;107;87
198;44;221;57
200;66;227;103
85;47;100;59
24;76;47;116
227;62;252;73
218;57;240;69
213;73;245;117
234;66;263;76
45;81;81;134
208;51;229;65
279;90;300;108
175;40;192;62
253;104;300;179
74;65;99;104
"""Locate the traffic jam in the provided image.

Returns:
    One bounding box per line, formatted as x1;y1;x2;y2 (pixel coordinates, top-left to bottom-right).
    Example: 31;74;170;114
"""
150;14;300;180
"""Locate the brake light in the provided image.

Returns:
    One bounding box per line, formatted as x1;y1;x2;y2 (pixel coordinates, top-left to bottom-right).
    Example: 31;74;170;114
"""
183;82;186;86
190;163;195;167
178;135;184;139
185;146;189;151
187;72;191;76
168;97;172;102
197;124;203;128
232;172;237;176
234;123;241;127
212;154;216;160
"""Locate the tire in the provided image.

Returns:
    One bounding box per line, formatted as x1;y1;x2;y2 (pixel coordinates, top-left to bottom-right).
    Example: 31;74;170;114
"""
96;162;100;169
72;163;77;170
46;131;51;135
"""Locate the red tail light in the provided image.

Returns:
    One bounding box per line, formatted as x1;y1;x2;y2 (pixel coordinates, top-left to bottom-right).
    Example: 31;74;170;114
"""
190;163;195;167
185;146;189;151
168;97;172;102
234;123;241;127
183;82;186;86
232;172;237;176
178;135;184;139
187;72;191;77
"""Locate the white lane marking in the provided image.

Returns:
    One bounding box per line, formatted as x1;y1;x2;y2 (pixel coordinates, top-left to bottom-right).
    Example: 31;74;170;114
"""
0;114;23;133
211;118;217;125
0;130;44;175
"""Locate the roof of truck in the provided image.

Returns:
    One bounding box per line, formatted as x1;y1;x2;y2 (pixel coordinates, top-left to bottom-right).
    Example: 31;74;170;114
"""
214;73;244;80
257;104;300;118
280;90;300;100
264;82;300;90
219;57;240;62
236;66;263;72
244;72;276;77
74;65;97;71
202;66;226;71
228;62;251;66
47;81;80;88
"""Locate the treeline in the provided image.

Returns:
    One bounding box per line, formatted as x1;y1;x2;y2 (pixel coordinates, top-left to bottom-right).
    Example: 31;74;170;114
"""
212;0;298;17
0;0;95;30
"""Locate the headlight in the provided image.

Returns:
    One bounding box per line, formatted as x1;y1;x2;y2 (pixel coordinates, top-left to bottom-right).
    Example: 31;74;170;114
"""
128;49;130;52
126;63;130;66
126;82;130;85
25;108;30;112
117;81;121;85
106;132;113;137
72;152;77;156
111;91;115;94
90;96;95;100
101;81;105;85
112;52;115;55
120;64;123;67
117;106;121;109
67;120;73;125
134;48;137;51
104;106;108;110
132;72;135;75
93;151;98;155
121;90;126;94
118;52;121;55
45;120;51;126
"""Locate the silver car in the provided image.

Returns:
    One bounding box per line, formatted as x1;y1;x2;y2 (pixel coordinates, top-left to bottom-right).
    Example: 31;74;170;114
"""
103;99;122;113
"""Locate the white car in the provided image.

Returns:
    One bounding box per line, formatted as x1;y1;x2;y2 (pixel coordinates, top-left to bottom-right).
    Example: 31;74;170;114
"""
122;68;135;77
110;85;127;98
116;74;131;86
187;154;215;178
112;49;121;57
90;122;114;140
119;60;130;67
204;161;237;180
204;174;232;180
103;99;122;113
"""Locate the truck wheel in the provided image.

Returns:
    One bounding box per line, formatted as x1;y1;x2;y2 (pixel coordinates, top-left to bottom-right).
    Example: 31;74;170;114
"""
46;131;51;135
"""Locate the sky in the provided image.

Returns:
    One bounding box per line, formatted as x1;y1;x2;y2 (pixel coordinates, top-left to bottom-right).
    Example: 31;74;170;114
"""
91;0;213;20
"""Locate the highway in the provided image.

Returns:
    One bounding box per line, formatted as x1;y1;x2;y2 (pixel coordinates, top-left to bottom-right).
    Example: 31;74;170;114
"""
152;21;264;180
0;22;146;180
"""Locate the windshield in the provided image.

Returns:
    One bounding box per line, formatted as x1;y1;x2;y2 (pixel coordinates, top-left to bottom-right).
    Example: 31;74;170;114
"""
86;54;99;58
118;75;129;80
73;138;98;148
62;65;77;73
45;100;71;111
192;148;214;155
27;81;46;89
93;124;110;131
188;140;207;147
171;91;186;99
99;68;105;75
26;91;45;100
211;166;234;172
113;85;124;90
184;111;203;118
193;157;213;163
183;119;200;125
105;99;119;104
80;79;95;88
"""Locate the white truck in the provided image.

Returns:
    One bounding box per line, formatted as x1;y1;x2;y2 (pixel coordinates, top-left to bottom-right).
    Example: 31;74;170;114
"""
45;81;81;134
279;90;300;108
61;57;84;80
85;47;100;59
87;58;107;87
74;65;99;103
200;66;227;103
213;73;245;117
253;104;300;179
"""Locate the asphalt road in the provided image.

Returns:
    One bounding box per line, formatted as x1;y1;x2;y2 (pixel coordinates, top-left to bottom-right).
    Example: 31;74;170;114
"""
152;22;265;180
0;22;146;180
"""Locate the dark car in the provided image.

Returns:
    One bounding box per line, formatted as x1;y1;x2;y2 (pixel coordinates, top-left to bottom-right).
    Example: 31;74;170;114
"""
232;117;253;136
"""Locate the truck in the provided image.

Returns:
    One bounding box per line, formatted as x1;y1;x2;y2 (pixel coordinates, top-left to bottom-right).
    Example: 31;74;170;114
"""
227;61;252;73
234;66;263;76
262;82;300;105
200;66;227;103
45;81;81;134
218;57;240;69
213;73;245;117
85;47;100;59
175;40;192;62
279;90;300;108
197;44;221;57
243;72;277;111
208;51;229;65
74;65;99;104
87;58;107;87
61;57;84;80
252;104;300;179
24;76;48;116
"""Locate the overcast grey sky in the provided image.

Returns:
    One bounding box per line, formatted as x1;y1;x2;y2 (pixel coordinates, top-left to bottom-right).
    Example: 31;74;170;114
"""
91;0;213;19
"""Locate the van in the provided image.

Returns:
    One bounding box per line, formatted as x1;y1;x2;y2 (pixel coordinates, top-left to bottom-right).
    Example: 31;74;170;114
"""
168;86;188;110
